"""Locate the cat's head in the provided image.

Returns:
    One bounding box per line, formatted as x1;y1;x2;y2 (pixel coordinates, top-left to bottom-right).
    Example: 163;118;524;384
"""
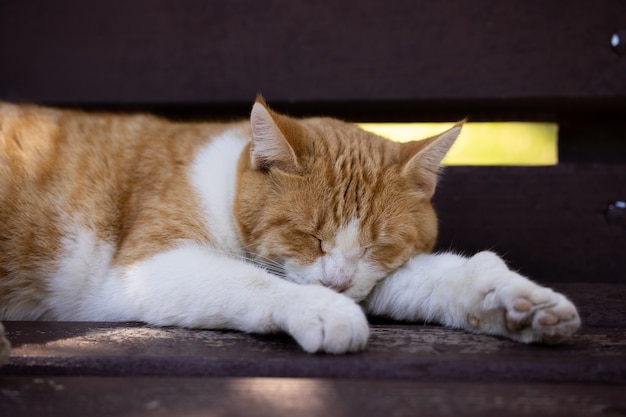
234;97;462;302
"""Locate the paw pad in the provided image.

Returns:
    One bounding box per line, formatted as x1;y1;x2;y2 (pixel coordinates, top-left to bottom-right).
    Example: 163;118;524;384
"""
512;298;532;312
468;315;481;329
538;313;560;326
503;290;580;343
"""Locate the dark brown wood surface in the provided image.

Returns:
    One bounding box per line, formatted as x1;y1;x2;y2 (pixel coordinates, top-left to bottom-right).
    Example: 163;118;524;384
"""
434;164;626;284
1;0;625;120
2;377;625;417
2;323;625;382
1;284;625;416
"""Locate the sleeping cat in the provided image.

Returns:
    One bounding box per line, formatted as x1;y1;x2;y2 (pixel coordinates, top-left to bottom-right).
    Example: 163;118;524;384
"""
0;97;579;361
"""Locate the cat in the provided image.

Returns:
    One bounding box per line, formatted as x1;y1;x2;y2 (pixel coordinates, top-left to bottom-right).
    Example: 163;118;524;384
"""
0;96;580;361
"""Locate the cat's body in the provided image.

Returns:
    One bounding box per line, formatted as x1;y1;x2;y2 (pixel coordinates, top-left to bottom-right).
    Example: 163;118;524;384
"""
0;98;580;360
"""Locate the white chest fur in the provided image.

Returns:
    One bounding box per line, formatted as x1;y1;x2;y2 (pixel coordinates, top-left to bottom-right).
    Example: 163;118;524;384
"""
189;127;249;255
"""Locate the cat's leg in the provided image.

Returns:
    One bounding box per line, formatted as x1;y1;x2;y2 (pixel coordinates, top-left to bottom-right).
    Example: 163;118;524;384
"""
364;251;580;344
0;322;9;366
109;243;369;354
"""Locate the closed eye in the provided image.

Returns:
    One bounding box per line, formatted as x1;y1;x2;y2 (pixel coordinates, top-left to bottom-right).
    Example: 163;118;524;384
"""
293;230;325;254
313;235;325;253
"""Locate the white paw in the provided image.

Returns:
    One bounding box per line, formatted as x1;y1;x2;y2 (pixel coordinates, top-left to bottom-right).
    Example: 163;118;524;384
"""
498;286;580;344
467;252;581;344
282;286;369;354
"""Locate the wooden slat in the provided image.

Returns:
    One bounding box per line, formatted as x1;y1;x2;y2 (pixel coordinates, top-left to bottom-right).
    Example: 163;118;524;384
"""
2;376;625;417
3;322;624;383
1;0;625;113
434;164;626;284
1;284;624;416
559;122;626;164
564;284;626;328
2;285;625;383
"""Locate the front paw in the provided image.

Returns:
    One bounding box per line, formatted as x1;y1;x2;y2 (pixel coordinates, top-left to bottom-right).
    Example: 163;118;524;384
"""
498;286;580;344
282;286;369;354
467;252;581;344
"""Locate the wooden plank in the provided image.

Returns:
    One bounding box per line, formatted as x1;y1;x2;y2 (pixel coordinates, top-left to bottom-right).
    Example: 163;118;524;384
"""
2;323;623;382
559;122;626;164
1;284;623;415
433;164;626;284
2;283;625;383
562;284;626;328
2;376;625;417
1;0;625;112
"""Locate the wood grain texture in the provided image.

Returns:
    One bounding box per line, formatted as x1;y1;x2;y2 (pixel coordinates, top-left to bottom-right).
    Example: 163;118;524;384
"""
1;285;625;383
1;0;625;112
3;322;624;383
434;164;626;284
1;286;624;416
2;377;625;417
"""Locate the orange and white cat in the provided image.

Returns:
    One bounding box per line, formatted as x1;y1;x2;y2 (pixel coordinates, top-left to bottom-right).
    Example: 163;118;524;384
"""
0;97;579;361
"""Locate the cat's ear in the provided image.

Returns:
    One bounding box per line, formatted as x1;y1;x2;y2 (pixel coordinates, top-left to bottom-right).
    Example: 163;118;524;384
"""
401;121;464;197
249;95;303;172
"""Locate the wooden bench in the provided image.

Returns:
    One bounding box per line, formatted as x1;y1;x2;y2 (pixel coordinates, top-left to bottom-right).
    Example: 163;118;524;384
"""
1;284;625;416
1;1;625;415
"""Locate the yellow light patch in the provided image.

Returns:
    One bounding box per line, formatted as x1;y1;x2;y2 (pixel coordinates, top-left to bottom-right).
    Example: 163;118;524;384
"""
358;122;558;166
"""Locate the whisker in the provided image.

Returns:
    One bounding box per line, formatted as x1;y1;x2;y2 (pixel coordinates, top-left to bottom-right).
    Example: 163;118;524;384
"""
215;246;287;278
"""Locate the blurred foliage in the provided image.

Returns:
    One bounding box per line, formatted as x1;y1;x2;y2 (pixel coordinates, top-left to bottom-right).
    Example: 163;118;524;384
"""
359;122;558;166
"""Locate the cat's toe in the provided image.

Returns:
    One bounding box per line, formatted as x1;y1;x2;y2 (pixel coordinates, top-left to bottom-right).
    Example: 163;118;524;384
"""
530;295;580;344
294;311;369;354
504;296;534;332
505;291;580;344
285;288;369;354
537;311;560;326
